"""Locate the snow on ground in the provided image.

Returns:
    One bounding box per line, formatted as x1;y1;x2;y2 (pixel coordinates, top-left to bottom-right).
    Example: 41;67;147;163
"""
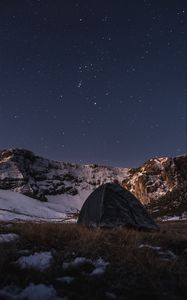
160;215;187;222
139;244;161;251
17;252;53;271
0;233;19;243
46;186;91;213
139;244;177;261
0;284;64;300
62;257;92;270
62;256;109;276
90;258;109;276
0;187;94;222
20;284;64;300
0;189;69;222
56;276;74;284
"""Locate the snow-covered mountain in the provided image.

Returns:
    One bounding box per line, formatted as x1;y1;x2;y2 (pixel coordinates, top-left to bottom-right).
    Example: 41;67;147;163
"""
0;149;129;220
0;148;186;221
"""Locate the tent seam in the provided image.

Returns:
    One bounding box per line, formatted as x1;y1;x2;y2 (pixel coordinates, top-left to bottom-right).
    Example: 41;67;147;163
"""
99;184;106;224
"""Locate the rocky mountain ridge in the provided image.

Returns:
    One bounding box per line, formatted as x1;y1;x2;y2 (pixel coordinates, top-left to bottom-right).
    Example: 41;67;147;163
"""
0;148;128;202
122;155;187;217
0;148;187;218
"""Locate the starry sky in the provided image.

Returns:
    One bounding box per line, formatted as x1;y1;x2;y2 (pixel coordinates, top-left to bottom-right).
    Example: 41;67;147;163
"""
0;0;186;167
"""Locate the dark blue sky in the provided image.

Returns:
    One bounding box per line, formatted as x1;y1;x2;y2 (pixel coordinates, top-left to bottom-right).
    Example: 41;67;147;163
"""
0;0;186;167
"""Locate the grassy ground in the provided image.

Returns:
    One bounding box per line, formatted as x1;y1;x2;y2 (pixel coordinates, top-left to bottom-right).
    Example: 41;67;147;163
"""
0;221;187;300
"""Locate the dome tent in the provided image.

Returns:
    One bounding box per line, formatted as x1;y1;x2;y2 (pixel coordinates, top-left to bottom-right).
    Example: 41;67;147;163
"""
77;183;159;231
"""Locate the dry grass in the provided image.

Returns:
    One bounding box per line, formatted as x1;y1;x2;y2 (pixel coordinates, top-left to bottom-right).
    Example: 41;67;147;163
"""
0;221;187;299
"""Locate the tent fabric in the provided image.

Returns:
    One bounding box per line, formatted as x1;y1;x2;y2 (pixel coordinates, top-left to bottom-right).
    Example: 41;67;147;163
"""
77;183;159;231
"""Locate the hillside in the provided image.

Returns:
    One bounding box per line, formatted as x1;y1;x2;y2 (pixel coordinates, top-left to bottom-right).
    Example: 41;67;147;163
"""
0;148;187;221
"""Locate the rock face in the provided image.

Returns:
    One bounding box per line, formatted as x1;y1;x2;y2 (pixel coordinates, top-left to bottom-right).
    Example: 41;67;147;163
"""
0;148;128;202
122;155;187;217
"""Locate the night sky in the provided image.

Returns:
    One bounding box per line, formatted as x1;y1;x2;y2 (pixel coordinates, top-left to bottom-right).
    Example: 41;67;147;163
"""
0;0;186;167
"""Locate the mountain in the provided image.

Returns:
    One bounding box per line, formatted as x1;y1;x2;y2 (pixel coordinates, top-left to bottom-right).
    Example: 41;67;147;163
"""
0;149;128;217
0;148;187;221
122;155;187;218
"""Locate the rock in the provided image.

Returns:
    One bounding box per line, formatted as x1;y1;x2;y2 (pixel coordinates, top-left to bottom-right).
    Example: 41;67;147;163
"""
122;155;187;218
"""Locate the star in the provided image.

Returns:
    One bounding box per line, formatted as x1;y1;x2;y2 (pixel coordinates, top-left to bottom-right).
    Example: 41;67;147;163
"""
0;0;185;167
58;95;64;103
77;80;83;88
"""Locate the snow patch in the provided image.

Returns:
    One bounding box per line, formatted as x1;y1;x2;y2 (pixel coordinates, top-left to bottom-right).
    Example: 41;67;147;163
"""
62;256;109;275
0;284;64;300
160;215;187;222
90;258;109;276
139;244;161;251
139;244;177;260
62;257;91;270
0;233;19;243
56;276;74;284
0;189;67;222
17;252;53;271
